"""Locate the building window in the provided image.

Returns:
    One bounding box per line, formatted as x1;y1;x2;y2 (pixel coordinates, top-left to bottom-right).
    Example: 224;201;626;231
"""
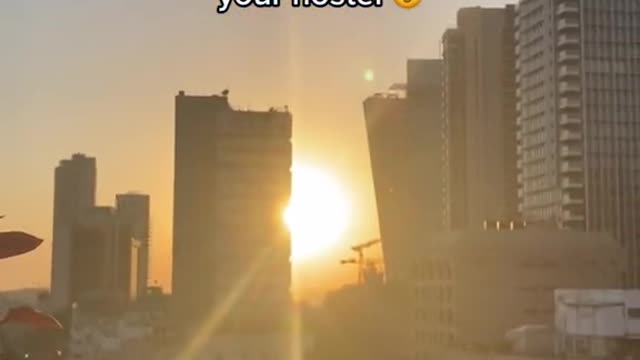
628;308;640;319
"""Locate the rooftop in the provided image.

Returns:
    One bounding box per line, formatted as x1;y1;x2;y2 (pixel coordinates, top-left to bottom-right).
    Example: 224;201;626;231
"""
176;90;290;114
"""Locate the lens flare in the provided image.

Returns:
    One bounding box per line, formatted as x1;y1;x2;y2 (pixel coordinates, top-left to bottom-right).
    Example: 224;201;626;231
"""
364;69;375;82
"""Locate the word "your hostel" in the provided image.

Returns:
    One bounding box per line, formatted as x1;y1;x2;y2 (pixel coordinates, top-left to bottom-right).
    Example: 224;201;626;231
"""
217;0;383;14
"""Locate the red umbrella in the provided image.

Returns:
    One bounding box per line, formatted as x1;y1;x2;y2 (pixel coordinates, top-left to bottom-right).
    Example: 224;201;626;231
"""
0;306;63;330
0;232;43;259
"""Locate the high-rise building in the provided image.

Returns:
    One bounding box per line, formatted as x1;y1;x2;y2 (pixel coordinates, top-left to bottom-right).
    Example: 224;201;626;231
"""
172;91;292;335
442;6;519;230
116;193;150;298
69;206;139;309
363;59;443;281
51;153;97;310
515;1;640;285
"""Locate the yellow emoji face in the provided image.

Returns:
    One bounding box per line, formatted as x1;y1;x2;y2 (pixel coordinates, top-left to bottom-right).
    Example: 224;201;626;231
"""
394;0;420;9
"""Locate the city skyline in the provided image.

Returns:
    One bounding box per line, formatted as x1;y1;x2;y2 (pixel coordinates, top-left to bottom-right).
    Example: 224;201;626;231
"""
3;0;640;358
0;0;533;301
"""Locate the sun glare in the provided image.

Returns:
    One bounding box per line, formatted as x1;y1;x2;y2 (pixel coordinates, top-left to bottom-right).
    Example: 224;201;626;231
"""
364;69;375;82
285;165;350;262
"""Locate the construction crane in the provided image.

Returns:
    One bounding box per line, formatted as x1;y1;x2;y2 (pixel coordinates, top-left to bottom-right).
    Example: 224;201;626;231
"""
340;239;382;284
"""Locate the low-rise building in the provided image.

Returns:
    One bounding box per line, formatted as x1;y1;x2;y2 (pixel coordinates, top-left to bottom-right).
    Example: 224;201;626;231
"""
555;289;640;359
505;324;554;356
158;333;313;360
311;270;412;360
412;229;621;358
69;307;153;359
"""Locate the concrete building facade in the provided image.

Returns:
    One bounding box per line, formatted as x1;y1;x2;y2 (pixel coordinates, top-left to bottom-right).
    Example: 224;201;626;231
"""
515;1;640;284
363;59;444;281
312;277;413;360
172;91;292;336
51;153;97;310
411;229;621;358
442;6;519;230
70;207;139;309
555;289;640;358
116;193;150;298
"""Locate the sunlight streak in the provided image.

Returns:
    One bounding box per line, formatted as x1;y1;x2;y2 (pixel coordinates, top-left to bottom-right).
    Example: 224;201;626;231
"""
175;248;272;360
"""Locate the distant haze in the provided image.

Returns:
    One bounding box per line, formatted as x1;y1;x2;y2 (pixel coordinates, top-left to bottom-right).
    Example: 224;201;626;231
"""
0;0;512;301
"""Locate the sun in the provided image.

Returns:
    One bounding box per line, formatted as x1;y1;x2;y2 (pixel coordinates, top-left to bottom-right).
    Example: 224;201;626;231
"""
284;165;350;262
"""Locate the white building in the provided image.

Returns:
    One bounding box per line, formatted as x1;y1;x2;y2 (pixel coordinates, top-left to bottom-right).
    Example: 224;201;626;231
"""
555;289;640;358
515;0;640;285
69;309;152;360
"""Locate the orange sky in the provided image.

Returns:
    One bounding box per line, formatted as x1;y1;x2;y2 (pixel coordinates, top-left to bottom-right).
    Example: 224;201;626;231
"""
0;0;512;302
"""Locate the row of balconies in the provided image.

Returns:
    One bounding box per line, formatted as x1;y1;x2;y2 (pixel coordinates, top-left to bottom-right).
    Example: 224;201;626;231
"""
557;2;579;17
562;177;584;190
559;113;581;126
559;65;580;78
560;145;582;158
563;209;585;222
558;18;579;32
518;185;552;198
561;160;583;174
562;193;584;206
558;33;580;48
559;81;580;94
559;97;581;110
518;167;548;182
559;129;582;142
559;49;580;63
519;135;547;150
561;137;586;223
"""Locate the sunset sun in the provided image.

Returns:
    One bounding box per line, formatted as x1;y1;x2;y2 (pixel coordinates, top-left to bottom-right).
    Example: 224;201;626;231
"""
285;165;350;262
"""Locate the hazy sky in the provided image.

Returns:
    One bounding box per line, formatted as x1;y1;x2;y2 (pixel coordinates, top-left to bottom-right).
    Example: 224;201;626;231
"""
0;0;511;301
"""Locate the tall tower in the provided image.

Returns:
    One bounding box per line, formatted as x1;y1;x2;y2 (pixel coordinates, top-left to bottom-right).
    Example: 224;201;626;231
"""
172;91;292;335
442;6;519;230
516;0;640;285
116;193;150;298
70;206;138;308
363;60;444;281
51;153;96;310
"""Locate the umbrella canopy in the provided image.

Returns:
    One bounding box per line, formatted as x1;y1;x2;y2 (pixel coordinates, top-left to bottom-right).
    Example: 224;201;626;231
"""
0;232;43;259
0;306;63;330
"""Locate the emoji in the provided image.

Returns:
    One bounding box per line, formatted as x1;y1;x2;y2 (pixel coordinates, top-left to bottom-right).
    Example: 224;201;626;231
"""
395;0;420;9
